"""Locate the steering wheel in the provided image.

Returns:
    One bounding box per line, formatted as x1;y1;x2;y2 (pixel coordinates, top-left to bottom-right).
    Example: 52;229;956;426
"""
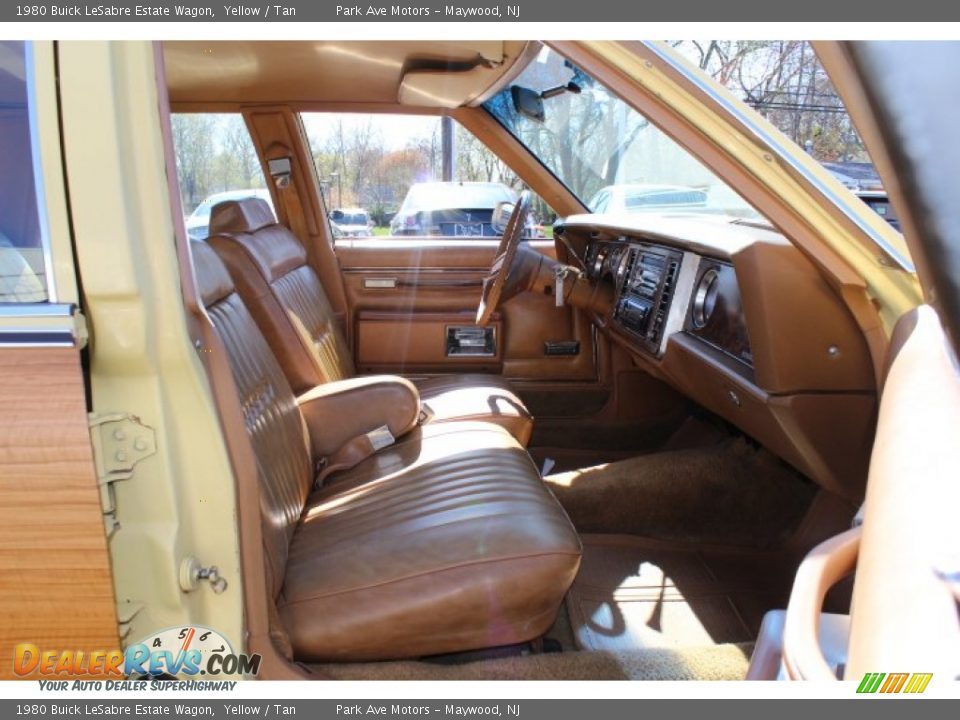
476;190;532;326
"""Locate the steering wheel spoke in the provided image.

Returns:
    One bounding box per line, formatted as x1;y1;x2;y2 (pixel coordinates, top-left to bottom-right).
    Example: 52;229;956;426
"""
475;191;532;326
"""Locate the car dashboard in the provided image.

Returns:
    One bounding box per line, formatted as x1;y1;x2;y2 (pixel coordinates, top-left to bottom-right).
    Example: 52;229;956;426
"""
556;213;878;500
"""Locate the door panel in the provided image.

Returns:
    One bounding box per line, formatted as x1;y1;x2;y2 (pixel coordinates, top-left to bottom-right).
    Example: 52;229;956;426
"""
356;311;503;372
337;238;598;382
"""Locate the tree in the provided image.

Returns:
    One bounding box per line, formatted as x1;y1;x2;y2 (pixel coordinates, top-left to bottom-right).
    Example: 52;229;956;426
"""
171;114;266;212
171;114;217;209
672;41;869;162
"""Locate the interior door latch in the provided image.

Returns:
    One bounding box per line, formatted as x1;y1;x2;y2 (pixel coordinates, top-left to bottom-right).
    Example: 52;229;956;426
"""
88;413;157;535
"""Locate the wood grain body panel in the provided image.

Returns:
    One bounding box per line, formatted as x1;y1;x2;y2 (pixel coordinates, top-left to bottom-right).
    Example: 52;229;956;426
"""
0;347;119;679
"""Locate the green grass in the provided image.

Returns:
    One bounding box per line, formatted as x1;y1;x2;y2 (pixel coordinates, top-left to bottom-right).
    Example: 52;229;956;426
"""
366;225;554;238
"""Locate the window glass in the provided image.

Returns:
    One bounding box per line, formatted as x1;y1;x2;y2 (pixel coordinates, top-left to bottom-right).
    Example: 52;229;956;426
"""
0;41;49;303
170;114;269;241
301;112;554;239
670;41;899;230
484;47;762;221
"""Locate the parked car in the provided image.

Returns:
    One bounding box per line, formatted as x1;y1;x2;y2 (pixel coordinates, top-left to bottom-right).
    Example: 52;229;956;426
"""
390;181;519;236
185;188;273;240
588;183;709;213
856;190;900;231
329;207;373;237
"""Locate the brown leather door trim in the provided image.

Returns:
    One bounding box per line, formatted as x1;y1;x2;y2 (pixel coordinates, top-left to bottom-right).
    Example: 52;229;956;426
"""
397;278;483;289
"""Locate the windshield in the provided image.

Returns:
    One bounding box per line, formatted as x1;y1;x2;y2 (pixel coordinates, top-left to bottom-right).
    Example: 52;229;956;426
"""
400;182;516;213
332;211;369;225
484;48;762;221
191;201;213;219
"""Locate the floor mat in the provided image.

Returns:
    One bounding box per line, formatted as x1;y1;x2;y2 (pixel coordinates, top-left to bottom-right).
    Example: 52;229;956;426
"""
544;438;816;548
310;643;751;681
567;534;797;652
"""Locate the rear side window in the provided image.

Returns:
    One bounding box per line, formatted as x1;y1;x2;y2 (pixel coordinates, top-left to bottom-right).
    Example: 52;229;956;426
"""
170;113;270;241
0;41;49;303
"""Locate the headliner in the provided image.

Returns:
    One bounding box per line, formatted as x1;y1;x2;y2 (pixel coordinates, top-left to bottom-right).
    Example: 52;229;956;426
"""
163;40;534;108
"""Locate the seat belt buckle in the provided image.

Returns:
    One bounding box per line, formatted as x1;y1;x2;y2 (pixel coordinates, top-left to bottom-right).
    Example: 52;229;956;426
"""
366;425;395;452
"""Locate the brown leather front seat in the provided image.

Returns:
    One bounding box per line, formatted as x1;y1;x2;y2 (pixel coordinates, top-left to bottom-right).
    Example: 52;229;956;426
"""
190;240;581;661
206;198;533;446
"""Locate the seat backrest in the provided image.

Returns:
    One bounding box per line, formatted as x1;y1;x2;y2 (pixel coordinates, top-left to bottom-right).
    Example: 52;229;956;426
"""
207;198;354;394
191;239;313;597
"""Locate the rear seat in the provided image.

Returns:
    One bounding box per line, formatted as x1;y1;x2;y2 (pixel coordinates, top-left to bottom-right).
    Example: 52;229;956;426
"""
190;240;581;661
206;198;533;446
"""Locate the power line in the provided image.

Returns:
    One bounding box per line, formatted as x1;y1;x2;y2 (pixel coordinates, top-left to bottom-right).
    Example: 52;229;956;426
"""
747;101;848;114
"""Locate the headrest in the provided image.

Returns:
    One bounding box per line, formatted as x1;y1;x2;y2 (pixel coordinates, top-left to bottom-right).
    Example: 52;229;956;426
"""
191;240;236;307
209;197;277;236
208;215;307;284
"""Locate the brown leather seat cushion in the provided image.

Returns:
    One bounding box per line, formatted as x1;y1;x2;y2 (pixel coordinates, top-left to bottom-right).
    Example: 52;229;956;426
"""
206;197;534;445
279;421;581;662
417;374;533;447
190;239;581;662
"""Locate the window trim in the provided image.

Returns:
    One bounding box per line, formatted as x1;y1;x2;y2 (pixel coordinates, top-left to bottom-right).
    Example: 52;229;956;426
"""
24;41;58;303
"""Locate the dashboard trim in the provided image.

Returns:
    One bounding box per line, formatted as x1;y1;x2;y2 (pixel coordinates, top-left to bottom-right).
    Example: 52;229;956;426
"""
659;251;699;357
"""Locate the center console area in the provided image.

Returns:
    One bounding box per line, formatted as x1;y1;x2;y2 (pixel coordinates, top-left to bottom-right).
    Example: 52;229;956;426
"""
583;235;750;369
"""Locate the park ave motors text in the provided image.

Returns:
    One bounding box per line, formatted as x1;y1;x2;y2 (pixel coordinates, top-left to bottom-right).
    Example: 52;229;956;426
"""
336;4;521;16
336;706;520;717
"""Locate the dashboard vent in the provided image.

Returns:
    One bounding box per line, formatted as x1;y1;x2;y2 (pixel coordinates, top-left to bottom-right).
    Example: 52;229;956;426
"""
650;258;680;342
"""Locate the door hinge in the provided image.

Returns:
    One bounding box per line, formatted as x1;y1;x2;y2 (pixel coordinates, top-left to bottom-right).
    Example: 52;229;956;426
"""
89;413;157;536
116;601;145;643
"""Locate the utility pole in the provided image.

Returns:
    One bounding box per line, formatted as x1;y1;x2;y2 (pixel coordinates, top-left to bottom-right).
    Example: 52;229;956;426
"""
441;116;456;182
330;172;342;208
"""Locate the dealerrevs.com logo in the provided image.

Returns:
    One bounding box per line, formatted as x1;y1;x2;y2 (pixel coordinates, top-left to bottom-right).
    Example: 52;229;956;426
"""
14;626;261;678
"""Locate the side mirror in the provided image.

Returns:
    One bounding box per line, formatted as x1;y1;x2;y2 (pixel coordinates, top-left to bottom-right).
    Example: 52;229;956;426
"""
510;86;544;123
491;201;515;235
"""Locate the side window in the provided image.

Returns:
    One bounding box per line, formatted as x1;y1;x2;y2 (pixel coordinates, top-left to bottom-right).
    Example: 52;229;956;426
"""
0;41;49;303
170;114;269;241
300;112;555;239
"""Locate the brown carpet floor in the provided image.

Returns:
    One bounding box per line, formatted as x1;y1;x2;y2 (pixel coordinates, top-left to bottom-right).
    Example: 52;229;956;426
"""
310;643;751;681
543;438;816;548
565;534;796;652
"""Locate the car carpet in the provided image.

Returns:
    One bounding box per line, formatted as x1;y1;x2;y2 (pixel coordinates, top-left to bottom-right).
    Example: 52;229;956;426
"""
541;437;817;548
308;642;751;681
562;534;796;654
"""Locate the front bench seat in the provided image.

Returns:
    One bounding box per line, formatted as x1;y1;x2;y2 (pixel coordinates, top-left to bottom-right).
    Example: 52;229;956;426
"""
190;240;581;662
206;198;533;446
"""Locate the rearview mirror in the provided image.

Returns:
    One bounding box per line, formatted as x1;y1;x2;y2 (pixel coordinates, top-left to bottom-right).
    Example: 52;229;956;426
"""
510;86;544;123
491;201;515;235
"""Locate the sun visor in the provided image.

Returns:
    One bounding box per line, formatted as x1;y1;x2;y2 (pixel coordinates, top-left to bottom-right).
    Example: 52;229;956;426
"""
400;63;510;107
397;41;544;108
